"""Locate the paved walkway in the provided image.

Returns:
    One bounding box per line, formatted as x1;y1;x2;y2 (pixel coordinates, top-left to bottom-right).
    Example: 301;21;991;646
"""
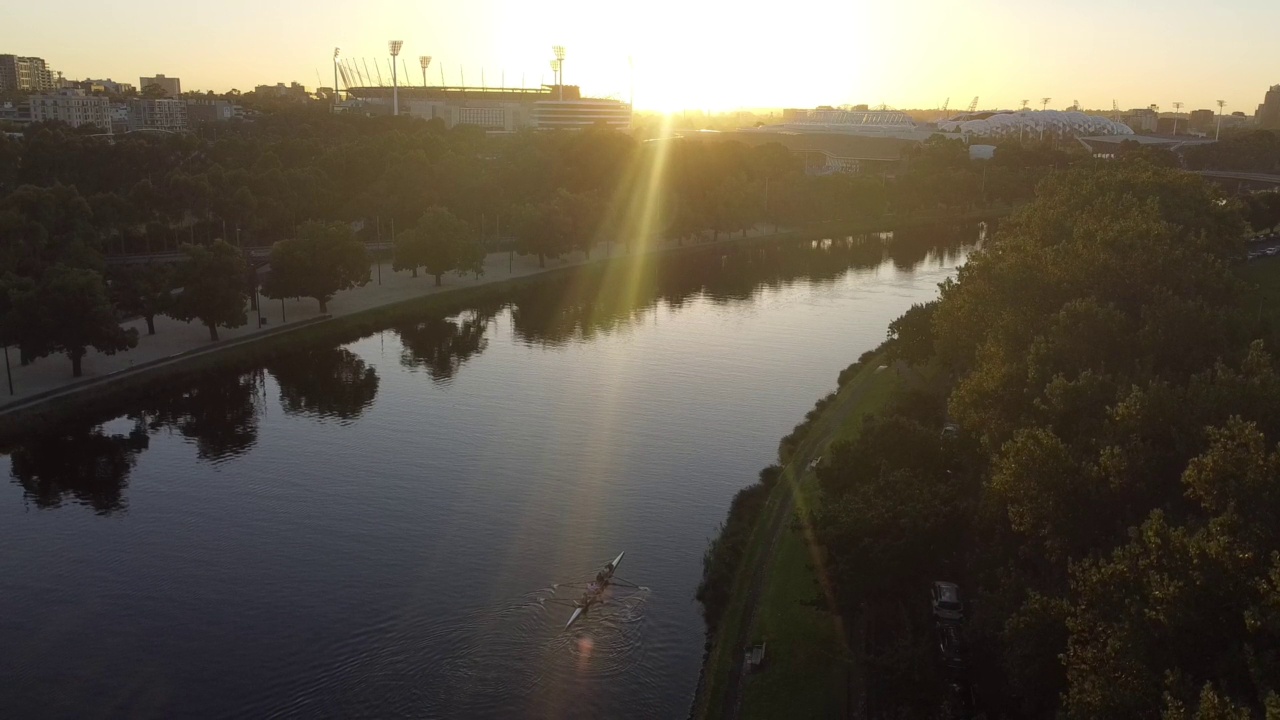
0;228;784;408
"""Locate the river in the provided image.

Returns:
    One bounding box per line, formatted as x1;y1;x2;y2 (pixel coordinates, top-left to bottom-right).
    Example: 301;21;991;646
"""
0;227;979;719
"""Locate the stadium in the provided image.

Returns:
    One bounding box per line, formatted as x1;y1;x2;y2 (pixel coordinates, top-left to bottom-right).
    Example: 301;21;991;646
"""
342;83;632;132
937;110;1134;140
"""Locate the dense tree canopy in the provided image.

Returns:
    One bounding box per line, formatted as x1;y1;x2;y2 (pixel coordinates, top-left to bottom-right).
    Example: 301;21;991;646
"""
811;160;1280;718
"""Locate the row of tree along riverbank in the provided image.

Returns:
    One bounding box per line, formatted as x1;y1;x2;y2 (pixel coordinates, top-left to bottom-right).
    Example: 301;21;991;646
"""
2;108;1064;385
695;156;1280;719
0;215;996;443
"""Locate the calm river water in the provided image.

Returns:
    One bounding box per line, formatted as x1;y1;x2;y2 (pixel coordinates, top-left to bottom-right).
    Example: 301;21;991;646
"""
0;227;978;719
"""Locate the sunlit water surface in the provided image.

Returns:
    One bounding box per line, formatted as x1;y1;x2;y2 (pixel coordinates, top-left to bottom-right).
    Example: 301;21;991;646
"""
0;232;976;719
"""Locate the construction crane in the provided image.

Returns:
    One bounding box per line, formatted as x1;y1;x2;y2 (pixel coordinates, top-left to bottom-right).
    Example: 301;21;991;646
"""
967;96;978;113
937;97;949;122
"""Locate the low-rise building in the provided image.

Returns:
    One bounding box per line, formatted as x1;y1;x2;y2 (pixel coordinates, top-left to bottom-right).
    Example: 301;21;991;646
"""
186;98;241;122
80;78;136;95
139;74;181;97
127;97;187;132
254;82;310;100
1120;107;1159;133
0;54;55;92
29;89;110;130
0;101;31;125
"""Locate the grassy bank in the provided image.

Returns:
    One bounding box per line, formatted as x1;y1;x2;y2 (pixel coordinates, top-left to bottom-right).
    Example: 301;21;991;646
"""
692;354;900;720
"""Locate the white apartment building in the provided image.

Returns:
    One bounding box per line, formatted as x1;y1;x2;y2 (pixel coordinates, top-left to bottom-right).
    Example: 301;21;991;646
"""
29;90;111;130
127;97;187;132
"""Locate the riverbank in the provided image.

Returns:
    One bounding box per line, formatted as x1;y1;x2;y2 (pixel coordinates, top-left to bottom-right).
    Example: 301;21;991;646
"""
0;208;1009;439
691;352;902;720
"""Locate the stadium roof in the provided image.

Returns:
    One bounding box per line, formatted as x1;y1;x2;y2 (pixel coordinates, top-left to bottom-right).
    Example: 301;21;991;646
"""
939;110;1133;138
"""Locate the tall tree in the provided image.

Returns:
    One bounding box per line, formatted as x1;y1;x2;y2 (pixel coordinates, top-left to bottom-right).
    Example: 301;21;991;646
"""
262;220;369;313
10;265;137;377
168;240;248;341
109;262;173;335
395;206;479;286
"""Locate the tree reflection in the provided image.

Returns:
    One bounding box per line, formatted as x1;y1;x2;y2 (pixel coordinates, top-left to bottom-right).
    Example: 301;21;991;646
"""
136;372;263;462
9;421;149;514
505;225;978;346
267;347;379;422
396;309;493;382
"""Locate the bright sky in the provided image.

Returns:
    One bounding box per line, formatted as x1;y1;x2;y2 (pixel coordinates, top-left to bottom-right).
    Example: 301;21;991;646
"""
4;0;1278;114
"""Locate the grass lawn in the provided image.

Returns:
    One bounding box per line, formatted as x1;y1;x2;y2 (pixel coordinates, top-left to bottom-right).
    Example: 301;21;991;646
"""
703;359;898;719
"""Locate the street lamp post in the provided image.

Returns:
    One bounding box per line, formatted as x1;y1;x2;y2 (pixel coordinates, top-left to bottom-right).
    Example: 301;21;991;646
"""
389;40;404;116
419;56;432;88
4;343;13;396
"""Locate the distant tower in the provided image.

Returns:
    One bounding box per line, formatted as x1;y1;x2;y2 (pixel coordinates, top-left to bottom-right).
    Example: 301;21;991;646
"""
1216;100;1226;140
419;56;432;88
552;45;566;101
389;40;404;116
1172;101;1183;134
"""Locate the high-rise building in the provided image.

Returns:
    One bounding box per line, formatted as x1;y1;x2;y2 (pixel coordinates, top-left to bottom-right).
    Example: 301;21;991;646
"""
0;55;56;92
127;97;187;132
139;74;181;97
1258;84;1280;130
29;89;111;130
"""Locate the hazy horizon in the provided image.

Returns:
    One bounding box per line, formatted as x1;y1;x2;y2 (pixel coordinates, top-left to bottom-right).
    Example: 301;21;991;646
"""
3;0;1278;114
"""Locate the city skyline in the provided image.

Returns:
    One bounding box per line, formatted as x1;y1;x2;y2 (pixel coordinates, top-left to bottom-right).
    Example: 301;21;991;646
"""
3;0;1279;113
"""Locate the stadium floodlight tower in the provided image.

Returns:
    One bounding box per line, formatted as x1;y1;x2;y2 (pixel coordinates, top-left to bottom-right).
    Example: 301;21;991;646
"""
1172;101;1183;134
419;56;432;87
389;40;404;116
553;45;566;100
333;47;341;108
1216;100;1226;141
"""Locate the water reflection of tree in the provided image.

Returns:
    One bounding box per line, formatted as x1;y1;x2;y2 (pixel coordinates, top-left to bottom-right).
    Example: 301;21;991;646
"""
266;347;379;423
395;309;494;382
507;225;978;346
135;372;263;462
9;422;149;514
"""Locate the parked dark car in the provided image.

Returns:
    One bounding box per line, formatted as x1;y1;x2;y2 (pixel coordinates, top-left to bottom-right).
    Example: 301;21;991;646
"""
931;581;963;623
